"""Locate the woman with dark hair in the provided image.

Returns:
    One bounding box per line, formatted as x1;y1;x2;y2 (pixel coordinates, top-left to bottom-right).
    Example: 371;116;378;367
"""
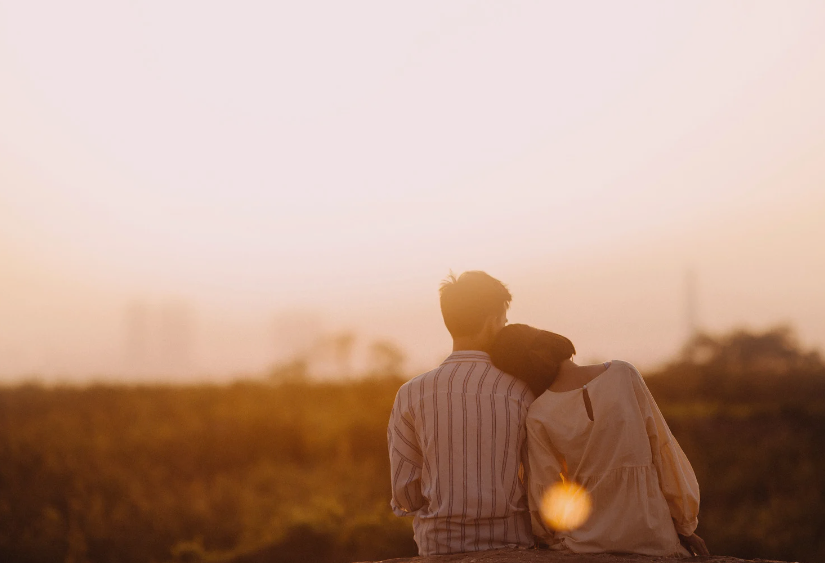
489;324;709;557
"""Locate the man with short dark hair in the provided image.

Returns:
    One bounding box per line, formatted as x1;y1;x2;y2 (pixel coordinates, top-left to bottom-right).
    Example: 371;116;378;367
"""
388;271;535;555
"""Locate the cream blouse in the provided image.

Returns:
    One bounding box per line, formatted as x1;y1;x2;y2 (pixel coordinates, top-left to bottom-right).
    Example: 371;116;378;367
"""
525;360;699;557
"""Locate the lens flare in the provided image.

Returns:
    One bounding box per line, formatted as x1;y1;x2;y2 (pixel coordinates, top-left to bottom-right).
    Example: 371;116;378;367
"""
540;477;592;531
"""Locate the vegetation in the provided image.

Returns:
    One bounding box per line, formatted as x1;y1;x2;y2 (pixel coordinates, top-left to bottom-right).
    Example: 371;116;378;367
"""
0;326;823;563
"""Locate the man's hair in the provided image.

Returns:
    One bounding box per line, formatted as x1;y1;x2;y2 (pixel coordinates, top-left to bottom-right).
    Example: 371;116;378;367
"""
489;324;576;396
439;271;512;338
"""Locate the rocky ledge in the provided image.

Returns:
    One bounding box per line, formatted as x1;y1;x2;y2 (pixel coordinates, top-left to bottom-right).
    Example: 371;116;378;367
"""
359;548;791;563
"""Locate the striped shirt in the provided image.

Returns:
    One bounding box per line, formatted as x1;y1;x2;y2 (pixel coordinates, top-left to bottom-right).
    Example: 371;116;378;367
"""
388;350;535;556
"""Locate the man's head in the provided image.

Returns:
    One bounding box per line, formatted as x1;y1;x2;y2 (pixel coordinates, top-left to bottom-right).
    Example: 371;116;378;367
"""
439;271;512;350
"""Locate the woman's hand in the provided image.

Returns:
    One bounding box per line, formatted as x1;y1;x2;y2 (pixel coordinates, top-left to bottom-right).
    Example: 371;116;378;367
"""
678;532;710;556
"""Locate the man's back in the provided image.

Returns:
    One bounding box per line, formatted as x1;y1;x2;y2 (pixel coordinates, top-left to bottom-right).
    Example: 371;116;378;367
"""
388;350;535;555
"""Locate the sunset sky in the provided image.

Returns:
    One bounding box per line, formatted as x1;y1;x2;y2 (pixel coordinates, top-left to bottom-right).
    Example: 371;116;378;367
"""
1;1;824;381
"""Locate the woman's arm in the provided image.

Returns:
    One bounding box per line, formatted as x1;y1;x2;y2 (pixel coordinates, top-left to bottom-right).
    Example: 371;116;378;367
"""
525;417;564;542
629;366;701;538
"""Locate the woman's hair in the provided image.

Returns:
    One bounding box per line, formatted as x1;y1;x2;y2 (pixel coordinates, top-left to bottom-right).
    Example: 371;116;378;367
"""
489;324;576;396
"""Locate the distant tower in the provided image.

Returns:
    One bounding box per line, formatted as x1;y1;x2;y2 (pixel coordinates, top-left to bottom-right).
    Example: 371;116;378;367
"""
159;301;193;375
685;268;699;339
124;301;150;374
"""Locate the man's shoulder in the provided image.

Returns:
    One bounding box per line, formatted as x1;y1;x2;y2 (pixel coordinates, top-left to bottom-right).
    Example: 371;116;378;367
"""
399;365;441;388
399;361;531;399
394;366;438;400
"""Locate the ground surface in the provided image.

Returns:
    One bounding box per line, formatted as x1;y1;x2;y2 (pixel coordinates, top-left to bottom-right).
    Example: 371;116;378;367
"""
359;548;791;563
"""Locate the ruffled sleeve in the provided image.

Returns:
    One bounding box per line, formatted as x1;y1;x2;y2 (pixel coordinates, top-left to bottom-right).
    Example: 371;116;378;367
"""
525;414;563;542
631;367;700;536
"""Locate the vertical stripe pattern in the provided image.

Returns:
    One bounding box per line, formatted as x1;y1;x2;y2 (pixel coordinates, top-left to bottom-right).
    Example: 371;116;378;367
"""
388;351;535;556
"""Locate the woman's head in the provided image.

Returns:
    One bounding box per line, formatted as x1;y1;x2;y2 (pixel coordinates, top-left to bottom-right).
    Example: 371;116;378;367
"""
489;324;576;396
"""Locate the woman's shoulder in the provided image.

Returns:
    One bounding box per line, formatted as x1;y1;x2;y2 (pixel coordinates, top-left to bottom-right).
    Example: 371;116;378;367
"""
605;360;657;411
599;360;648;395
607;359;643;379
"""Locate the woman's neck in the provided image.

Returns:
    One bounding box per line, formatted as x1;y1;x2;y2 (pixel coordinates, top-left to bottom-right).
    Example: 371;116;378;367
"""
557;358;578;376
550;359;608;392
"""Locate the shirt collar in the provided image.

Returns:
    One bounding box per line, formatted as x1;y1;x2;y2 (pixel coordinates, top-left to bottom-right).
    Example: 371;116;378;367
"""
441;350;492;365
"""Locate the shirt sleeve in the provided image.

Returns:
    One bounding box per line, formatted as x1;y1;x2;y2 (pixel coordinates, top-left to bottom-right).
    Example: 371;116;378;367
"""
387;385;425;517
525;415;562;542
631;367;700;536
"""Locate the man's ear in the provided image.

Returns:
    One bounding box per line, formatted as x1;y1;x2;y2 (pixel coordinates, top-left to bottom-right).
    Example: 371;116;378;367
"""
482;314;502;341
473;316;490;341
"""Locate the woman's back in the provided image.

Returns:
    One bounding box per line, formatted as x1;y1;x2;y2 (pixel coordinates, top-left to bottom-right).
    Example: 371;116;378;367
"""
526;360;698;557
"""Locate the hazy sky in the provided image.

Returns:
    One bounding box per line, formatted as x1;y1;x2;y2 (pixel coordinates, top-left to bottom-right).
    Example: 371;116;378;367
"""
1;1;824;381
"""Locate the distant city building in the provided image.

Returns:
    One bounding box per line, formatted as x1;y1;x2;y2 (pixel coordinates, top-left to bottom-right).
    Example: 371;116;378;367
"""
271;310;323;363
123;299;194;378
